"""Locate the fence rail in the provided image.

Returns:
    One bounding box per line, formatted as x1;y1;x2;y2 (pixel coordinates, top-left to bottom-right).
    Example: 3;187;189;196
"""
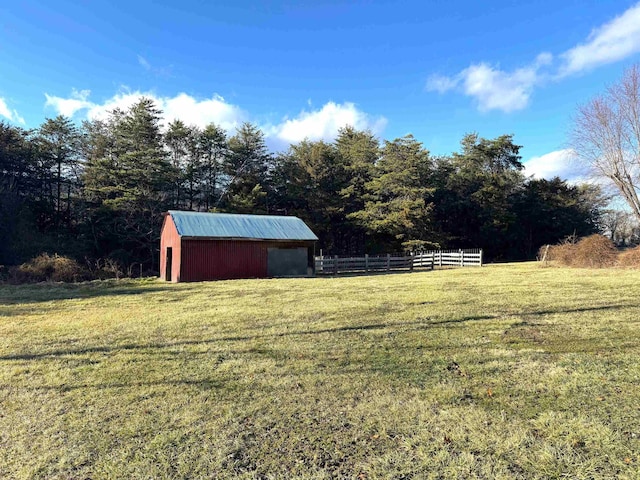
315;249;482;275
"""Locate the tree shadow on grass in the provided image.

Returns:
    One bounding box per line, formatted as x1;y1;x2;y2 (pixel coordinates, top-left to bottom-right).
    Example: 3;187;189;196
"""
0;378;226;393
0;282;195;309
315;269;427;279
0;324;394;361
522;304;629;316
0;303;634;361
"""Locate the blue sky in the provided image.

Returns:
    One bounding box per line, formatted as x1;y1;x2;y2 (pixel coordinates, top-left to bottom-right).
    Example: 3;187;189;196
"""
2;0;640;179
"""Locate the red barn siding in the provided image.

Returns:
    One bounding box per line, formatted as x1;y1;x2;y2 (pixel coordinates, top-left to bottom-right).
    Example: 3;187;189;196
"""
160;215;182;282
180;239;268;281
160;211;316;282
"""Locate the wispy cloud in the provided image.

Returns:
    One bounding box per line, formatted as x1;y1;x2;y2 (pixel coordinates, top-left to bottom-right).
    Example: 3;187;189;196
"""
43;90;386;150
137;55;151;71
560;2;640;76
427;2;640;112
425;74;459;94
137;54;173;77
0;97;25;124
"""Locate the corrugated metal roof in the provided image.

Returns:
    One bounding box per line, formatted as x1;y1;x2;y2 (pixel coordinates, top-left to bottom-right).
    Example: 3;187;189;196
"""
167;211;318;241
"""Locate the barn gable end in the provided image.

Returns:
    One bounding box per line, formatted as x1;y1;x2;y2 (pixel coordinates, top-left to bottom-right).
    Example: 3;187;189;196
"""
160;214;182;282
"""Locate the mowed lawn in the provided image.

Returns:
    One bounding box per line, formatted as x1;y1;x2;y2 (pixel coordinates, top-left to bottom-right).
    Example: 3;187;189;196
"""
1;264;639;479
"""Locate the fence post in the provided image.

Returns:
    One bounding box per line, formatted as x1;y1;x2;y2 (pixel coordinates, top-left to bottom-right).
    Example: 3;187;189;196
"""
386;253;391;271
365;254;369;272
334;255;338;276
460;249;464;267
431;254;435;270
480;249;483;267
409;252;414;271
438;251;442;268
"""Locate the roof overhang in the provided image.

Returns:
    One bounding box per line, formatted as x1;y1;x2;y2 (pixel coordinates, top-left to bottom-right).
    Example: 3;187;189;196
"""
181;236;316;242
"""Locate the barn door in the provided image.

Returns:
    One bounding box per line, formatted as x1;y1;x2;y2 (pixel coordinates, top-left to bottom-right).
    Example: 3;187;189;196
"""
165;247;172;281
267;247;308;277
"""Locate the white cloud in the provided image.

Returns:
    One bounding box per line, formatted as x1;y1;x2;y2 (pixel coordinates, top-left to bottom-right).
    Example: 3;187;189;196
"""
45;89;246;131
0;97;25;124
560;2;640;76
85;91;246;131
461;63;539;112
268;101;387;145
161;93;245;131
524;149;590;182
427;2;640;111
426;57;548;113
42;91;386;150
44;89;93;117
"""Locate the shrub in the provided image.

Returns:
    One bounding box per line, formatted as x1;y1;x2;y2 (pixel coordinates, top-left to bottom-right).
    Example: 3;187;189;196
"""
541;235;578;266
85;258;125;280
572;234;617;268
546;243;577;265
544;234;617;268
618;245;640;268
10;254;88;283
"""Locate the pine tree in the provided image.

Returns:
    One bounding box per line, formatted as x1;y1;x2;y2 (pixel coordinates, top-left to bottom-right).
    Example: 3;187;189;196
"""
82;98;173;269
350;135;435;251
334;126;380;253
221;122;272;213
37;115;81;228
165;119;191;208
197;123;227;211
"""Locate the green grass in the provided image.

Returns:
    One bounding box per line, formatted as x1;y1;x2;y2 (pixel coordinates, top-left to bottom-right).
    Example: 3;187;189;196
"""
1;263;639;479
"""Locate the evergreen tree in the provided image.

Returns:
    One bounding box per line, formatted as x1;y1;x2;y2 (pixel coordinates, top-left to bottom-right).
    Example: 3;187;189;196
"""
513;178;604;258
83;98;173;269
165;119;191;208
221;122;272;213
0;123;38;264
197;123;227;211
272;140;346;252
37;115;81;228
350;135;435;252
335;126;380;253
432;134;525;258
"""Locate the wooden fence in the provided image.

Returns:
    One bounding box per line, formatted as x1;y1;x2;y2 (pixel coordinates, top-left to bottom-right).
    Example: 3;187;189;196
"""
418;248;483;268
315;249;482;275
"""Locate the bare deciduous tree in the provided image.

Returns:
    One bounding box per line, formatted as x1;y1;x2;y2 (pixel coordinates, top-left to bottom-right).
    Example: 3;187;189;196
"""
601;209;639;246
572;65;640;222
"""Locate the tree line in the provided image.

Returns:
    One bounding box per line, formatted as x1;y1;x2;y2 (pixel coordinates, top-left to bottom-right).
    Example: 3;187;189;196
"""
1;97;605;274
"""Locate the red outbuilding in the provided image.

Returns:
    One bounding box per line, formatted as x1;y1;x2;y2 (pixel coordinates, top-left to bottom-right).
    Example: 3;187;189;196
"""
160;211;318;282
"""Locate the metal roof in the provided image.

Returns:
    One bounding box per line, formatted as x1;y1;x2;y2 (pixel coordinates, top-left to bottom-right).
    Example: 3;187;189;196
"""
167;211;318;241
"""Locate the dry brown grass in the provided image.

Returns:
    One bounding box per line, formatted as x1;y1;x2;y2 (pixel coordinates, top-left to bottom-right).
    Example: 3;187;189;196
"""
573;234;618;268
545;243;576;265
10;254;88;283
543;235;618;268
617;245;640;268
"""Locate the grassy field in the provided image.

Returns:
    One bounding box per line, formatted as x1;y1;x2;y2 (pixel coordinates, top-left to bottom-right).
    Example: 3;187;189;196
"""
0;263;639;479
